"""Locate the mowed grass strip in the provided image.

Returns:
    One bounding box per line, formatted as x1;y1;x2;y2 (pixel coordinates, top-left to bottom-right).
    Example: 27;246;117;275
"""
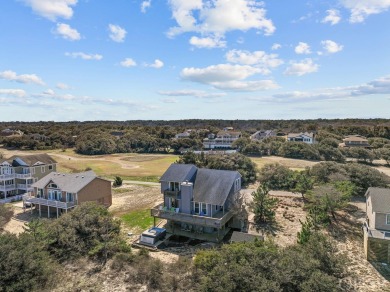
120;209;158;232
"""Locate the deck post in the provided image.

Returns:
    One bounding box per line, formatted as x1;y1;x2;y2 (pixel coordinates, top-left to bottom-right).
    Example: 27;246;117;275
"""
48;206;50;218
56;206;59;218
39;204;41;217
153;217;156;227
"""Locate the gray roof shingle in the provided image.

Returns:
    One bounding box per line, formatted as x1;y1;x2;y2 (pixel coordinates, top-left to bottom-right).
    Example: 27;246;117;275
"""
32;171;98;193
160;164;197;182
2;153;57;167
366;187;390;213
193;168;241;206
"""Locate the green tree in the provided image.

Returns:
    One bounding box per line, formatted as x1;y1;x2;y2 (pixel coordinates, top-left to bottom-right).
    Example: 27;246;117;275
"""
307;184;351;220
293;170;314;199
258;163;294;190
113;176;123;187
250;184;278;224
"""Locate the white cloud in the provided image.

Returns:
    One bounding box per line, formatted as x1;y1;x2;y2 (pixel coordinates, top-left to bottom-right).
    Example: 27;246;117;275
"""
168;0;275;38
0;89;27;98
161;98;179;103
271;43;281;50
54;23;81;41
158;90;226;98
22;0;77;21
284;59;319;76
108;24;127;42
321;40;344;53
141;0;152;13
225;49;283;74
0;70;45;85
295;42;311;54
56;82;69;90
322;9;341;25
189;36;226;48
146;59;164;69
251;75;390;103
180;63;278;91
65;52;103;60
341;0;390;23
120;58;137;67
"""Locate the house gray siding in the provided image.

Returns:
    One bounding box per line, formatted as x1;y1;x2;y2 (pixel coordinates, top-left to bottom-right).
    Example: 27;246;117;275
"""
161;181;169;193
375;213;390;231
180;182;193;214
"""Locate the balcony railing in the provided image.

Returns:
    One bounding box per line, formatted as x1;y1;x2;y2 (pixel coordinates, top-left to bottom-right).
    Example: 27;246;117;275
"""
164;189;181;198
0;194;24;204
16;173;33;179
0;184;16;191
0;174;15;180
17;184;33;190
23;195;76;209
151;204;234;229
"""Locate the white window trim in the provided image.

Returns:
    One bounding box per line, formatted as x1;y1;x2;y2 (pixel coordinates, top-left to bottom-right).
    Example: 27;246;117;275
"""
41;166;45;173
386;214;390;225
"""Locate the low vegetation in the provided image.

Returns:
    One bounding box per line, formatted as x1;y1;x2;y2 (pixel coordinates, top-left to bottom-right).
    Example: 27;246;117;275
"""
0;205;13;229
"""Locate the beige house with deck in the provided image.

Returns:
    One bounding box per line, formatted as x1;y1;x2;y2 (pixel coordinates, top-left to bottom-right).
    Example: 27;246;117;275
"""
23;170;112;218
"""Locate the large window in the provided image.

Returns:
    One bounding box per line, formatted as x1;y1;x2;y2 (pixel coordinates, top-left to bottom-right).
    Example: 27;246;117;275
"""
169;182;180;191
386;214;390;225
194;202;199;214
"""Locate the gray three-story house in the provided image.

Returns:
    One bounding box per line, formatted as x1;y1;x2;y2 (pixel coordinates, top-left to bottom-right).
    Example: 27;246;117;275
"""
151;164;242;242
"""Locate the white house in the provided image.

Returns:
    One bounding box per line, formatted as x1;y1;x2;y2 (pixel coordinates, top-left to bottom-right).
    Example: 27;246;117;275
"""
286;132;315;144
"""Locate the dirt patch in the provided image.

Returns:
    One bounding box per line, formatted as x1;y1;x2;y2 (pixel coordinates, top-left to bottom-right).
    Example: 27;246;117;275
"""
120;155;166;162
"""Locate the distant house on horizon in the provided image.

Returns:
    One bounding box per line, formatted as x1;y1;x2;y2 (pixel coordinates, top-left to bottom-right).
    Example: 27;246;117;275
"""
203;128;242;149
250;130;276;141
339;135;371;148
0;128;23;137
286;132;315;144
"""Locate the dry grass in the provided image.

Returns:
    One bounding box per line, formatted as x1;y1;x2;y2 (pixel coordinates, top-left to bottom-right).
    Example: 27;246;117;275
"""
250;155;319;171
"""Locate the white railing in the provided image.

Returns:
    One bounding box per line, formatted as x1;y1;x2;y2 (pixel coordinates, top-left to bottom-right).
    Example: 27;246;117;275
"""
0;174;15;180
23;195;76;209
16;173;32;179
17;184;32;189
0;195;24;204
0;184;16;191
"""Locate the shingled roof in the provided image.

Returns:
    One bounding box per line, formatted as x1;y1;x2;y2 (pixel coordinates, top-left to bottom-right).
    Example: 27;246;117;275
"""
159;164;197;182
32;171;98;193
3;153;57;167
365;187;390;213
193;168;241;206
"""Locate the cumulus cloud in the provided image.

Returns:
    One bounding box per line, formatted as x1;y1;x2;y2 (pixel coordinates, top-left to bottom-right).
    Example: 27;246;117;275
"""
340;0;390;23
0;89;27;98
141;0;152;13
161;98;179;103
56;82;70;90
284;59;319;76
120;58;137;67
54;23;81;41
271;43;281;50
180;63;278;91
322;9;341;25
0;70;45;85
225;49;283;74
65;52;103;60
351;75;390;95
158;89;226;98
108;24;127;42
189;36;226;48
167;0;275;39
295;42;311;54
321;40;344;53
146;59;164;69
22;0;77;21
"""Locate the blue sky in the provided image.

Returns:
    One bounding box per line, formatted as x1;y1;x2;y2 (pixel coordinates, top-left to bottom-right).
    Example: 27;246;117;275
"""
1;0;390;121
